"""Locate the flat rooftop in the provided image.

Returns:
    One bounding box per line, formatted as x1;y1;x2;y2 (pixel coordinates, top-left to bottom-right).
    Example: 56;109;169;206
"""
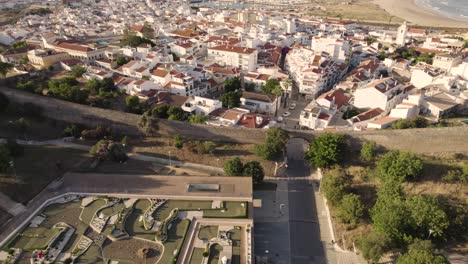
63;173;253;201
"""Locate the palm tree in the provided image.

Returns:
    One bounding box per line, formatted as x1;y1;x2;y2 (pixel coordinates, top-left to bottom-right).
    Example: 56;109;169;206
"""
272;85;283;117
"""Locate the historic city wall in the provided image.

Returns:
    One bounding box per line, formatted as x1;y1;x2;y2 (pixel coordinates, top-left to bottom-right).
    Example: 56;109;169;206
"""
2;87;467;155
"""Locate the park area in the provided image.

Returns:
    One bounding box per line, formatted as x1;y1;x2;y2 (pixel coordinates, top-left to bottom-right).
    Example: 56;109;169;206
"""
0;195;249;264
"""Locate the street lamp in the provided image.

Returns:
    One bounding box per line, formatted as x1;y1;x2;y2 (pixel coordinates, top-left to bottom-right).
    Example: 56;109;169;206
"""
9;160;17;183
168;151;172;167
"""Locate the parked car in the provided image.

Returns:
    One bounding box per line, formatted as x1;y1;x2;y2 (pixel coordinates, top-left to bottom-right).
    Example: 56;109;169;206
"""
289;102;297;110
282;111;291;117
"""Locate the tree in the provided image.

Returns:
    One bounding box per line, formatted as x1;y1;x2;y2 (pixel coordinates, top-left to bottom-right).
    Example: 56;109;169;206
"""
243;161;265;184
0;92;8;112
167;106;187;121
18;56;28;65
244;82;256;91
224;77;241;92
173;135;184;149
377;151;424;181
357;232;388;264
306;133;345;168
221;91;241;108
406;196;449;240
0;144;12;173
151;105;170;119
116;57;129;66
397;239;447;264
70;66;87;78
320;169;350;206
90;140;127;163
188;115;208;124
0;62;13;77
224;157;243;176
360;141;376;162
255;128;288;160
141;23;155;39
391;117;429;129
9;117;30;139
337;193;365;225
125;95;141;114
261;79;281;95
371;179;410;245
4;140;23;158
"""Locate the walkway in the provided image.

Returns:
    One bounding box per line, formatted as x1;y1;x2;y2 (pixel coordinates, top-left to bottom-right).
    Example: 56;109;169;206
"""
0;192;26;216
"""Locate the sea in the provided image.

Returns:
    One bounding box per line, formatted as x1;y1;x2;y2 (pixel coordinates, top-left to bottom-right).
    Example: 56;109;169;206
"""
415;0;468;22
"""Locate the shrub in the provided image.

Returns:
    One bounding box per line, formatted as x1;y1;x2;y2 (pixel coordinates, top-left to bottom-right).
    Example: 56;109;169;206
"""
396;239;447;264
406;195;449;240
360;141;376;162
306;133;345;168
190;141;216;155
188;114;209;124
320;169;350;206
377;151;424;181
173;135;184;149
357;232;388;264
62;124;82;138
81;126;111;140
224;157;243;176
337;193;364;226
390;117;429;129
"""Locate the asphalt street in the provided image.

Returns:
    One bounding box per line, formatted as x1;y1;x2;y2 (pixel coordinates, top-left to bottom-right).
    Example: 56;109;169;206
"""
254;137;327;264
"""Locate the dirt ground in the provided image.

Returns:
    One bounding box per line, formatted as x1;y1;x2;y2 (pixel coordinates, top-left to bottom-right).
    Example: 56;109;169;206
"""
102;238;162;264
130;137;276;176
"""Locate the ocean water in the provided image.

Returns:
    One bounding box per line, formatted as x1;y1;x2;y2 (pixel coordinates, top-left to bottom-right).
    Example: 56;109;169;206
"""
415;0;468;22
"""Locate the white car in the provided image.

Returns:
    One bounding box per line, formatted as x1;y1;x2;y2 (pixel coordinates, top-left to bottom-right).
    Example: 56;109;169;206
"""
282;111;291;117
289;102;297;110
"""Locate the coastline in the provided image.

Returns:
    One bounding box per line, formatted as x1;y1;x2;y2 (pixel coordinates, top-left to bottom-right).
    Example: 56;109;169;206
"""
373;0;468;28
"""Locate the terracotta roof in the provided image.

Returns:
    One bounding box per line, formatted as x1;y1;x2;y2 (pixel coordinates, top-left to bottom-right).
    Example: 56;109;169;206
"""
237;113;270;129
152;68;169;77
242;92;276;103
317;89;350;108
209;45;256;55
134;80;146;85
56;42;92;52
60;59;82;66
131;24;144;32
351;108;384;122
155;92;188;107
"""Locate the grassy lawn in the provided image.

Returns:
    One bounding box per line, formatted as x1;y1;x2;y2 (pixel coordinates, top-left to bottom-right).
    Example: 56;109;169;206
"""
80;199;107;224
154;200;212;222
74;243;104;264
124;199;156;241
190;247;205;264
208;244;222;264
7;227;61;251
229;227;242;264
198;225;218;241
100;202;126;217
203;202;248;218
159;219;191;264
0;145;88;204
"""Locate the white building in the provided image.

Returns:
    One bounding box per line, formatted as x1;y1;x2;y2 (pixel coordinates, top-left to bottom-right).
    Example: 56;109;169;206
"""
432;53;463;71
182;96;222;116
207;45;258;72
353;78;414;113
240;91;279;115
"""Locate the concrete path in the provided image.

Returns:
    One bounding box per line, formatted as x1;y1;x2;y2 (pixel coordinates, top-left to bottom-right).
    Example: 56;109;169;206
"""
0;192;26;216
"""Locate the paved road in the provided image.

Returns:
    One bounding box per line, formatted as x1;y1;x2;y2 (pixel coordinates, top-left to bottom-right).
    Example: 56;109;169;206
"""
285;138;327;264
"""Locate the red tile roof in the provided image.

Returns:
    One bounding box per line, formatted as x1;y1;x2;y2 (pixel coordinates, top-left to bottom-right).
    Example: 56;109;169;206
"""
317;89;350;108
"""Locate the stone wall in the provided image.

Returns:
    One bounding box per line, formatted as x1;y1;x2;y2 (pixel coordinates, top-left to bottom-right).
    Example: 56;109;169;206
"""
2;86;468;154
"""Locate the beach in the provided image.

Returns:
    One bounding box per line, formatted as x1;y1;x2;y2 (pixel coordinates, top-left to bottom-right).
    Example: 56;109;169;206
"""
373;0;468;28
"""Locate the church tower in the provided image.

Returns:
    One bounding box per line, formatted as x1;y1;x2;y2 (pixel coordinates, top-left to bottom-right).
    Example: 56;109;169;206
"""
396;21;408;47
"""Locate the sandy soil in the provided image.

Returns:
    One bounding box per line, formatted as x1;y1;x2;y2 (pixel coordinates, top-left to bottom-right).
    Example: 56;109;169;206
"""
373;0;468;28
